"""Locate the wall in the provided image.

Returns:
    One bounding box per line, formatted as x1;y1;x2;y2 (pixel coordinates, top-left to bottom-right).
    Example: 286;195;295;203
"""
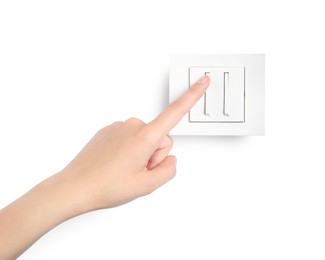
0;1;324;259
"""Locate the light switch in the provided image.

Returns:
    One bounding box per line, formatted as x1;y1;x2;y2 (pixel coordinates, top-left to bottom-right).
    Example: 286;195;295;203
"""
189;67;245;122
169;54;265;136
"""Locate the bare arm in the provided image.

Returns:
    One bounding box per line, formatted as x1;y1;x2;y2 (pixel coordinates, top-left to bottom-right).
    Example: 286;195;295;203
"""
0;75;210;259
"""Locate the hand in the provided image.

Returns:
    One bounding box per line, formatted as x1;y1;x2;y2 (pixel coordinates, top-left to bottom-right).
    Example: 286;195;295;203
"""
0;75;210;259
61;74;210;211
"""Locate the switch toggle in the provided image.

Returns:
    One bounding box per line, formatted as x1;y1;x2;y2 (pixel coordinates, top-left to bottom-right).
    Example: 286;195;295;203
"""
189;67;245;122
204;72;210;116
223;72;229;117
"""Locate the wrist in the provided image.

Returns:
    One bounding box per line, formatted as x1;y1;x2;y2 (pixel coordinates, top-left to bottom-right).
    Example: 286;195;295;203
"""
39;171;90;222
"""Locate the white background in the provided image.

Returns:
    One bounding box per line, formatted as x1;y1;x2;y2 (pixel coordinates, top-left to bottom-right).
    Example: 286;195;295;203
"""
0;1;324;259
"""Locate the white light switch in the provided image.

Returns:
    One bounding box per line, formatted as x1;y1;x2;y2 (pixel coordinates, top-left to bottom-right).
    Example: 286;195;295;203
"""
169;54;265;136
189;67;245;122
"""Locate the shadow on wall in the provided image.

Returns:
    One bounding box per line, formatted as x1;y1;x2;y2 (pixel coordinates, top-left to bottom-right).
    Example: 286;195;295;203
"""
174;135;250;146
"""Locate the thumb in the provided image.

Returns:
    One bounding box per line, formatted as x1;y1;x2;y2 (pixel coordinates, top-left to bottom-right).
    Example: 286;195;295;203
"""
145;155;177;193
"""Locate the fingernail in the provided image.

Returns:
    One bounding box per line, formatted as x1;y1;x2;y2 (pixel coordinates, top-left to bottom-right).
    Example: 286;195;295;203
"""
196;75;209;84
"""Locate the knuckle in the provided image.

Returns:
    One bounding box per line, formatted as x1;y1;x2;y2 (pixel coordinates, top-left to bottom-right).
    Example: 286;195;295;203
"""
125;117;144;125
110;121;123;127
98;121;123;134
96;126;109;135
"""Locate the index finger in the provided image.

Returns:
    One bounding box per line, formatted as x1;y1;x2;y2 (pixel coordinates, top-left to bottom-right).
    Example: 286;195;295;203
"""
147;75;210;138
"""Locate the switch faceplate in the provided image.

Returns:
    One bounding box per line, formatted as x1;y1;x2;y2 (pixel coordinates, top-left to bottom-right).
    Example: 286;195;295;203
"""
169;54;265;136
189;67;245;122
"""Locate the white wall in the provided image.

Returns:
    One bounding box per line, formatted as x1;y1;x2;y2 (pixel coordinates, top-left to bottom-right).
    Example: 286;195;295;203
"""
0;1;324;259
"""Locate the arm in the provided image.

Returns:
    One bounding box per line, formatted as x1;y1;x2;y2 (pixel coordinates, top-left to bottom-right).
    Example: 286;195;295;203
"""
0;75;210;259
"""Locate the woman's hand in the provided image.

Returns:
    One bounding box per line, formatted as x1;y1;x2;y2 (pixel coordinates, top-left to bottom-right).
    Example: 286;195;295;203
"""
0;75;210;259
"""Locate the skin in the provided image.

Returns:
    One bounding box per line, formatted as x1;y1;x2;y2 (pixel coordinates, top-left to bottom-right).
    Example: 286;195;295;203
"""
0;75;210;259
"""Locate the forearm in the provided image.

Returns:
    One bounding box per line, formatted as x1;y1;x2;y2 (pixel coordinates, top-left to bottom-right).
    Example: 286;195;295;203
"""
0;172;86;260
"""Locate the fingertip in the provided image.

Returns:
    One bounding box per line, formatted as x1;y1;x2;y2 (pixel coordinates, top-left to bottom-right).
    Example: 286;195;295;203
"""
196;74;210;85
192;75;210;92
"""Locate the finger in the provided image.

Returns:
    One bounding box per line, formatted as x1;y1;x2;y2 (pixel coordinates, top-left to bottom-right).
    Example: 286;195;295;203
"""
143;155;177;194
147;75;210;140
147;136;173;170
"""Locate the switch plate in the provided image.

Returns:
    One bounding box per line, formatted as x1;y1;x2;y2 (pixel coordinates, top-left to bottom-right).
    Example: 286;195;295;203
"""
189;66;245;122
169;54;265;136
